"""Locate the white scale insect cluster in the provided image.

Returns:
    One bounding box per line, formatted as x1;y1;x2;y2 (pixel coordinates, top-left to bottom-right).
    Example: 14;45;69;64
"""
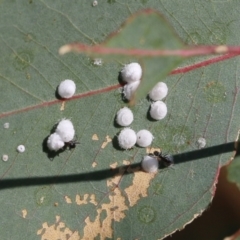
121;62;142;100
118;128;154;149
116;63;171;153
47;119;75;151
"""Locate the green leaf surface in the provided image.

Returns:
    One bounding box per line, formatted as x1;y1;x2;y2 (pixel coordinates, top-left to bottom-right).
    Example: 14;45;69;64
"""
0;1;239;240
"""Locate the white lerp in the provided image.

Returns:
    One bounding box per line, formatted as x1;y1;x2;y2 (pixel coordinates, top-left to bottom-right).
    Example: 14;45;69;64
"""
197;137;206;149
47;133;65;151
118;128;137;149
136;130;154;147
121;63;142;83
2;154;9;162
17;145;25;153
123;80;140;100
116;107;134;127
56;119;75;142
149;82;168;101
150;101;167;120
141;155;159;173
58;79;76;99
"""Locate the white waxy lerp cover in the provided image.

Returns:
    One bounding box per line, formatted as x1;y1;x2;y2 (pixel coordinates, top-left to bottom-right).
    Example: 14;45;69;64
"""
56;119;75;142
149;82;168;101
47;133;65;151
121;62;142;83
17;145;26;153
141;155;159;173
58;79;76;99
118;128;137;149
136;130;154;147
116;107;134;127
123;80;140;100
150;101;167;120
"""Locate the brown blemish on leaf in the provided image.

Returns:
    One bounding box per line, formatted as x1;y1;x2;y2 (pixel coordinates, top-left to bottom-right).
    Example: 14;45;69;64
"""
82;166;128;239
205;81;215;89
37;215;80;240
92;161;97;168
92;134;99;140
54;202;58;207
60;101;65;111
22;209;27;218
64;195;72;204
124;170;156;207
101;135;112;149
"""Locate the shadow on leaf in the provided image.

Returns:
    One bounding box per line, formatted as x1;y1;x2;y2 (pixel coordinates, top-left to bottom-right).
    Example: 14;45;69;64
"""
0;142;236;190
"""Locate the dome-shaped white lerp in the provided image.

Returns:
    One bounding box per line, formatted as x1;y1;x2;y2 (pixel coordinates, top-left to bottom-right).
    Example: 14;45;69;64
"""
56;119;75;142
58;79;76;99
17;145;25;153
47;133;65;151
150;101;167;120
149;82;168;101
136;130;154;147
116;107;134;127
121;62;142;83
118;128;137;149
141;155;159;173
123;80;140;100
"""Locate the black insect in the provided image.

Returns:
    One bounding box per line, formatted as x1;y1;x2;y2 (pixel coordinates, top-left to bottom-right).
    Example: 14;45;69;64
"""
64;139;80;150
150;151;174;168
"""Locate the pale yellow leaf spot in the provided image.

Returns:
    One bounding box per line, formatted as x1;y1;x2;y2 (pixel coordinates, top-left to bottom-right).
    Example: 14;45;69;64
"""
92;134;99;140
83;209;101;239
60;101;65;111
37;215;80;240
90;194;98;206
146;147;161;154
64;195;72;204
59;44;71;55
124;170;156;207
123;160;130;165
101;135;112;149
22;209;27;218
76;194;89;205
110;162;118;169
82;167;128;239
92;161;97;168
